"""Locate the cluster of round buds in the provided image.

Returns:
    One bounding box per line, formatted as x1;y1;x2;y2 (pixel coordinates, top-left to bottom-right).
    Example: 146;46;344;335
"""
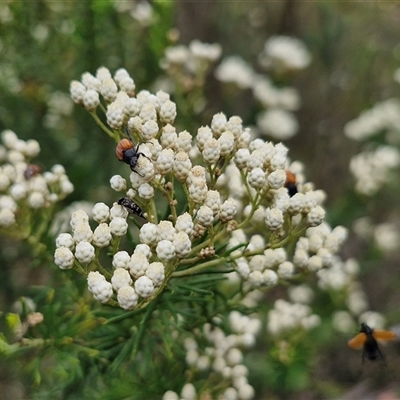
70;66;177;130
267;299;321;336
163;311;260;400
69;66;356;321
0;130;73;229
160;40;222;89
54;201;169;309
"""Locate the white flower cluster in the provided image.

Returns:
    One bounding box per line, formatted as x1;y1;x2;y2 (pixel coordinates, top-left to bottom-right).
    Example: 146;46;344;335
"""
214;56;255;90
54;202;171;308
0;130;73;228
349;145;400;195
110;1;155;27
163;311;261;400
215;37;307;141
259;35;312;73
66;66;356;321
160;40;222;92
344;98;400;141
162;39;222;71
267;299;320;336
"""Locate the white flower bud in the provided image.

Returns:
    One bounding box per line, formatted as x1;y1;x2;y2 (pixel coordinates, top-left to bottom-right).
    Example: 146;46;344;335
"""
139;103;157;122
100;78;118;102
181;383;197;400
106;102;124;130
202;138;220;164
141;120;159;140
28;191;45;208
234;148;250;169
87;271;113;303
226;348;243;366
111;251;130;270
146;262;165;287
307;206;325;227
204;190;221;215
129;253;149;277
134;275;155;298
174;151;192;182
109;217;128;236
92;202;110;223
196;126;213;152
138;183;154;199
247;167;265;189
70;80;86;104
75;241;95;264
117;286;139;310
249;255;266;271
111;268;133;291
10;183;27;200
278;261;294;278
56;233;74;250
123;97;140;118
293;249;309;268
70;209;89;229
218;131;235;157
176;130;192;152
25;139;40;157
265;207;283;231
114;68;130;85
110;175;126;192
308;255;323;271
133;244;152;259
248;270;264;287
211;112;227;137
219;198;237;222
270;152;287;170
175;212;194;235
173;231;192;258
227;116;243;138
156;239;176;262
83;90;100;111
54;246;74;269
288;193;304;215
159;100;177;124
162;391;179;400
139;222;158;245
92;223;112;247
196;205;214;227
119;76;135;95
262;269;278;286
268;169;286;189
73;222;93;243
302;192;317;213
156;148;175;175
160;124;177;149
128;115;142;132
188;178;208;203
237;259;250;278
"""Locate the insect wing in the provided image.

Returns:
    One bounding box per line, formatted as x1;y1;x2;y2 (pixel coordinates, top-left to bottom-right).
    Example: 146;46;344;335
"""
348;332;367;350
372;329;397;343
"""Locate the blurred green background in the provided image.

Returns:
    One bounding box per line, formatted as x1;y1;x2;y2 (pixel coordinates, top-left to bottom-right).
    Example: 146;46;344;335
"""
1;1;400;399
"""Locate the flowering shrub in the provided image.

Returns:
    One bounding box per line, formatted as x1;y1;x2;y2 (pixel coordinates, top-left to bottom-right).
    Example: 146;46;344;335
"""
0;130;73;253
1;16;395;395
24;65;374;397
62;66;339;313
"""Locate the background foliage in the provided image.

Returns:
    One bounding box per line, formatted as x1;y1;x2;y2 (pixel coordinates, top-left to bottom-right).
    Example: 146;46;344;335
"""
1;1;400;399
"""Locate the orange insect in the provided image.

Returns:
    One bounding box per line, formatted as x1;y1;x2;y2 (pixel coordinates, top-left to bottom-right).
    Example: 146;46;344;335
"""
348;322;396;365
284;170;297;197
115;137;149;177
24;164;42;180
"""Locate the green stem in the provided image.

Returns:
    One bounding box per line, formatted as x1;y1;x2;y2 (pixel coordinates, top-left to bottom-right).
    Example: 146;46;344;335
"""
89;110;117;140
